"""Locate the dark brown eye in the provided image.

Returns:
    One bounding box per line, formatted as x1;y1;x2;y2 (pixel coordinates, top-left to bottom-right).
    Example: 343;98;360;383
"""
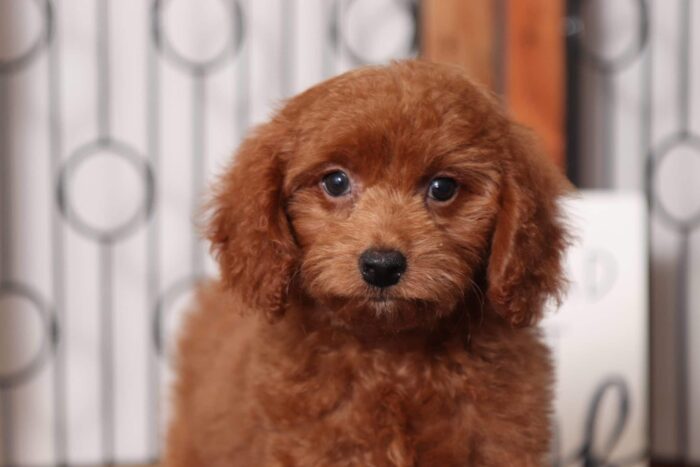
322;170;351;197
428;177;458;202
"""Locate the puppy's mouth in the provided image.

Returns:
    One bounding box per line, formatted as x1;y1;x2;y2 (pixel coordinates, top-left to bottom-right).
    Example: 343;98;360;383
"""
364;289;402;304
327;289;433;309
368;295;395;303
319;292;445;333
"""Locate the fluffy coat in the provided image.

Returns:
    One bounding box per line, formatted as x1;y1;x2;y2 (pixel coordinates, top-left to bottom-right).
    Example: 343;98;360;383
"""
164;61;571;466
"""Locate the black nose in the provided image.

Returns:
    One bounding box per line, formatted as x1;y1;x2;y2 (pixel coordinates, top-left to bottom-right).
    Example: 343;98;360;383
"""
359;249;407;288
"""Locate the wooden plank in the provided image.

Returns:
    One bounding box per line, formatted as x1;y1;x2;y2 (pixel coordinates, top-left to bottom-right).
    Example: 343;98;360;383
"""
505;0;566;166
420;0;566;167
420;0;496;88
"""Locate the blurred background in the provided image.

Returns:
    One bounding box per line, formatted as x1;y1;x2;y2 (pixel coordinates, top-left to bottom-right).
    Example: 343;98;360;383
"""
0;0;697;465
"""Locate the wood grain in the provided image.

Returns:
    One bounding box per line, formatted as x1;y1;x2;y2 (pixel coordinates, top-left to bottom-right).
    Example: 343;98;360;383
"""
505;0;566;166
421;0;496;88
421;0;566;167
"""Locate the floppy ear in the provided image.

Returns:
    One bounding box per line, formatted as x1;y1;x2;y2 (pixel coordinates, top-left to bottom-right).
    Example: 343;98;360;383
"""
206;123;297;321
486;125;571;327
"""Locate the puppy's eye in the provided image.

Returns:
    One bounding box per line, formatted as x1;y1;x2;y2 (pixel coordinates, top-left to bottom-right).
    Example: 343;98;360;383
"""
322;170;351;197
428;177;458;202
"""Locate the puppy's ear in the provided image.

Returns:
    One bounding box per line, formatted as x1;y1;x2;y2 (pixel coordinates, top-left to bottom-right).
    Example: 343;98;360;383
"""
206;123;296;321
486;125;570;327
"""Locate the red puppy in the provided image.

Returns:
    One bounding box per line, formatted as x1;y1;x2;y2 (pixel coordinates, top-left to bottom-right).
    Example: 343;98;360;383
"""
164;60;570;467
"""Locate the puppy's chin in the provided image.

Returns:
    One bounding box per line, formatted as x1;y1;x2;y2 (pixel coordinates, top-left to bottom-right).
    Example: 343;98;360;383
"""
316;295;451;334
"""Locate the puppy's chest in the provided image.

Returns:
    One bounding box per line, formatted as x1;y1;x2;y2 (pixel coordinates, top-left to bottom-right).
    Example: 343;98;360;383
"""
258;347;475;436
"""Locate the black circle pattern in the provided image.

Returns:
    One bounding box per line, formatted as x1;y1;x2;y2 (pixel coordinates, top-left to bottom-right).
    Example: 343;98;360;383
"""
0;0;53;74
330;0;419;65
152;0;245;76
56;140;156;243
0;282;58;389
0;0;56;397
648;133;700;231
152;276;205;364
577;0;649;73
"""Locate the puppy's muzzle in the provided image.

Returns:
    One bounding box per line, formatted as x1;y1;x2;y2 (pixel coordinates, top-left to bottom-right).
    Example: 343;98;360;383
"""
359;249;406;288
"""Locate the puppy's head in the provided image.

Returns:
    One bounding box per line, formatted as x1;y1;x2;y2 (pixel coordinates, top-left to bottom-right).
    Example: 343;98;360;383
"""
208;61;570;332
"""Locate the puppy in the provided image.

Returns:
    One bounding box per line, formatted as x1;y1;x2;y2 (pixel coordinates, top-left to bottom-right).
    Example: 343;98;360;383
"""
164;60;570;466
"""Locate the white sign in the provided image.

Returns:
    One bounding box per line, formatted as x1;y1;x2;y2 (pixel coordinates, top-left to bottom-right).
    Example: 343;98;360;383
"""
545;191;648;466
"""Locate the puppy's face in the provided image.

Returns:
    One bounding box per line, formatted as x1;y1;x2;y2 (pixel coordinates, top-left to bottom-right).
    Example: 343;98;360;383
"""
284;92;503;331
209;62;569;334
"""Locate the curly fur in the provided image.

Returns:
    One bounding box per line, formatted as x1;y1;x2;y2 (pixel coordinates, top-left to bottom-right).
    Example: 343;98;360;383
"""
164;60;571;466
